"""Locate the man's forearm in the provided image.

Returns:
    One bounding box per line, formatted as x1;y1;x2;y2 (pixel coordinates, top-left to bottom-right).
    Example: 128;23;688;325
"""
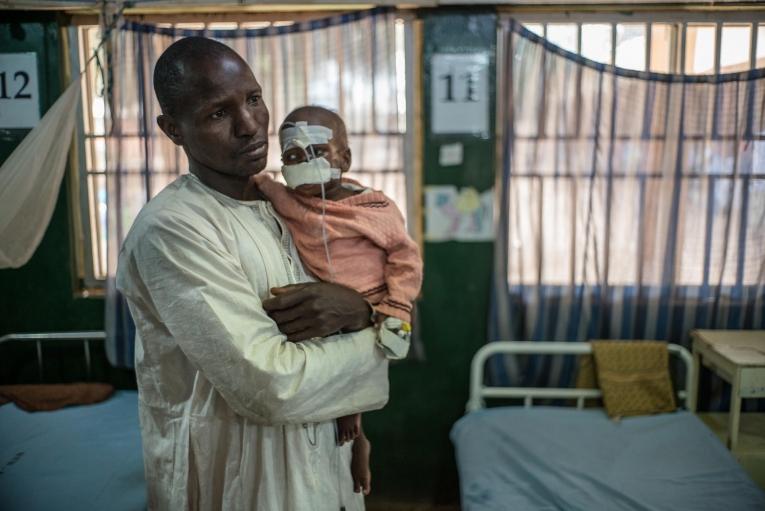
261;328;389;424
263;282;374;341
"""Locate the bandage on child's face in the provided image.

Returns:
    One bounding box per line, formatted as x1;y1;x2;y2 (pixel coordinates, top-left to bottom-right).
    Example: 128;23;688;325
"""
279;122;343;195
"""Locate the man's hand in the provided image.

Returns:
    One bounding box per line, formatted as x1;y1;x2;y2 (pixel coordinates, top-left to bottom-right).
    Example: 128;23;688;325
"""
262;282;373;341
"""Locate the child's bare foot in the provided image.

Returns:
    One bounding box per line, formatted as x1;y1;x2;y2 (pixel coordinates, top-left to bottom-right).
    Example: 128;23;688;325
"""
336;413;361;445
351;434;372;496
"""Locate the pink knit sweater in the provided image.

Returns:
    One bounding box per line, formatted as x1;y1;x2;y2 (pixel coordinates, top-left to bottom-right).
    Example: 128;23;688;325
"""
255;175;422;322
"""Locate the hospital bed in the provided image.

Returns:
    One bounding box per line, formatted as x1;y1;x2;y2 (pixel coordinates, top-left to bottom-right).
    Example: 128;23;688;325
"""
451;342;765;511
0;332;146;511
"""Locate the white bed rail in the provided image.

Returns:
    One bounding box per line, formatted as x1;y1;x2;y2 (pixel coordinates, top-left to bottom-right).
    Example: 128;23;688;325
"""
0;331;107;381
467;341;694;413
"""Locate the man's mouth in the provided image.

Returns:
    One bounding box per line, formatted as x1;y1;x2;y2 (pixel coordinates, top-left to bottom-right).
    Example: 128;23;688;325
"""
240;140;268;159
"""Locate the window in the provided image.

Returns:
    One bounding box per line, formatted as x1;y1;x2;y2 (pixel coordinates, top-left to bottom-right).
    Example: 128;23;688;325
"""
507;13;765;287
519;16;765;74
71;13;412;287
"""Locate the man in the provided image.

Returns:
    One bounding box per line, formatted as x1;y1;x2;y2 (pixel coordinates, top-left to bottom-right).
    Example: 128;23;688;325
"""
116;37;403;510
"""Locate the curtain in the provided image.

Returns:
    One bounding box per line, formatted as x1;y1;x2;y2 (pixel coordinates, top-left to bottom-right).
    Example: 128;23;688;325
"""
0;79;81;269
490;19;765;403
102;8;410;367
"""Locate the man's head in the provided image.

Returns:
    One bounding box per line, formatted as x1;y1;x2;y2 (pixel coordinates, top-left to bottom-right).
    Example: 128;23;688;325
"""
279;106;352;196
154;37;269;181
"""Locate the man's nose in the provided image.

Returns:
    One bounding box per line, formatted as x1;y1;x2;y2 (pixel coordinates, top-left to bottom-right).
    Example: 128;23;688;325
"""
234;107;260;137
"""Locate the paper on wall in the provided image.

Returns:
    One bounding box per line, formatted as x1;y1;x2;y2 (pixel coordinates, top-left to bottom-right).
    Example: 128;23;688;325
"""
424;185;494;242
438;142;463;166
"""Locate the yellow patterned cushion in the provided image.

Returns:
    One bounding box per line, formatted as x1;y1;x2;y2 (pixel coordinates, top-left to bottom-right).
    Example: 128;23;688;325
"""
591;340;676;418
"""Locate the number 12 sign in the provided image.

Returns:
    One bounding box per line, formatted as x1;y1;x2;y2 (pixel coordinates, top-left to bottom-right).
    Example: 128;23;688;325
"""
431;53;489;135
0;53;40;129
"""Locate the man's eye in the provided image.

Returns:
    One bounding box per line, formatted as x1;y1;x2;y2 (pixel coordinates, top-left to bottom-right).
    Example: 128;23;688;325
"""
248;95;260;105
211;109;225;120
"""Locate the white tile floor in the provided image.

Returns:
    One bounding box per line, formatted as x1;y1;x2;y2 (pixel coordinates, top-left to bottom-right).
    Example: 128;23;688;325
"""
698;412;765;489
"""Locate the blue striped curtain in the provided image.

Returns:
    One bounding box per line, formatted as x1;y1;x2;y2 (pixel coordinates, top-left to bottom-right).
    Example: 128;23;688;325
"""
103;8;408;368
490;19;765;403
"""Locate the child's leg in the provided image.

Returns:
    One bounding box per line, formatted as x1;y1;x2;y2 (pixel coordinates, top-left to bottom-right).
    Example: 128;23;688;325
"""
351;420;372;495
336;413;361;445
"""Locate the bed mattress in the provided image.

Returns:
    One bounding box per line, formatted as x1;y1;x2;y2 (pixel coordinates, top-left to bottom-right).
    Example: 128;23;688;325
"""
0;390;146;511
451;407;765;511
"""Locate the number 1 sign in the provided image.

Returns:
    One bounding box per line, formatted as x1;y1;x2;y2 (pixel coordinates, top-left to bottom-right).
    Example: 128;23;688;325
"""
0;53;40;129
431;53;489;136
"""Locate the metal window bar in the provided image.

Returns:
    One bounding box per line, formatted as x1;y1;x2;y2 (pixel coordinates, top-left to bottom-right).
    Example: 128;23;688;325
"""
751;23;759;70
509;17;763;290
645;22;652;72
74;16;412;289
0;332;107;382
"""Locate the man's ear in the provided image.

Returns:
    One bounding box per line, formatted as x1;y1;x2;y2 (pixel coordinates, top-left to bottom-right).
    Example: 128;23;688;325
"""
339;147;352;173
157;114;183;146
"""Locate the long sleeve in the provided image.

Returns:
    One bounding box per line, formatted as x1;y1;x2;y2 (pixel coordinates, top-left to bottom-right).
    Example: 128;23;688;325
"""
339;198;423;322
118;211;389;426
376;224;423;322
351;202;422;322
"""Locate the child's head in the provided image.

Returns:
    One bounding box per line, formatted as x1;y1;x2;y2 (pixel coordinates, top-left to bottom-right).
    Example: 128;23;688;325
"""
279;106;351;197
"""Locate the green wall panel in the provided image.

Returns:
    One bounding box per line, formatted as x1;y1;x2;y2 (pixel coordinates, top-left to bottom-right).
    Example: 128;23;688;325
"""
364;10;496;503
0;14;106;382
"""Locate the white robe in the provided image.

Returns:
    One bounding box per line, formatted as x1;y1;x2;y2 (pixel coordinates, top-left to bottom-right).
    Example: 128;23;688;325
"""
117;174;396;511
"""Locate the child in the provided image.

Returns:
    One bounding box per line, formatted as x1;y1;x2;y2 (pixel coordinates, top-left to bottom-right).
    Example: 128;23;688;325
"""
252;106;423;496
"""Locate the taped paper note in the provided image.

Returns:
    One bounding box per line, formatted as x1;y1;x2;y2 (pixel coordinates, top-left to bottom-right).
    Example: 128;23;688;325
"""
424;185;494;242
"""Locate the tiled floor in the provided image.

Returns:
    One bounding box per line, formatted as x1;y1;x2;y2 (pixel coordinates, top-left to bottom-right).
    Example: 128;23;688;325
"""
698;412;765;489
366;501;460;511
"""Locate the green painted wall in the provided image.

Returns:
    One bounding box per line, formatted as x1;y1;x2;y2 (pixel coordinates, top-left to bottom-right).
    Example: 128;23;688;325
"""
0;14;106;383
365;10;496;503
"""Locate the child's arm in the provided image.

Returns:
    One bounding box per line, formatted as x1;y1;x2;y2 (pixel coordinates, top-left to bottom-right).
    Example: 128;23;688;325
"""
358;199;423;324
374;231;422;323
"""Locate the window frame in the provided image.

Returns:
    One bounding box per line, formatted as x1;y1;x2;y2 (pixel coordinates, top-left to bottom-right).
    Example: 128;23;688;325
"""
498;9;765;288
509;11;765;75
68;12;416;292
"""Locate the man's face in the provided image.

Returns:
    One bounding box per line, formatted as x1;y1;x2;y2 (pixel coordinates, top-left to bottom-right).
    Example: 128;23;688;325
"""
161;53;270;179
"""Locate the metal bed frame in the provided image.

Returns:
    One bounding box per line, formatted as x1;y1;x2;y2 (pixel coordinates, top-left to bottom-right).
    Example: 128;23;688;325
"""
467;341;694;413
0;331;107;381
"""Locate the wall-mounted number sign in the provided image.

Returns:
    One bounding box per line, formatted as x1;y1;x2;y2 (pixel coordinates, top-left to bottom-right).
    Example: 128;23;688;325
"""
431;53;489;135
0;53;40;129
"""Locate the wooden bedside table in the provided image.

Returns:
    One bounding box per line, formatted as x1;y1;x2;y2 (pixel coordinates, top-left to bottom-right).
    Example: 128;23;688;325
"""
689;330;765;450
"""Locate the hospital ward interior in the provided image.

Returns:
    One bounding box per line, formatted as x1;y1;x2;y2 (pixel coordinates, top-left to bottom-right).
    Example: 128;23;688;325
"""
3;0;765;510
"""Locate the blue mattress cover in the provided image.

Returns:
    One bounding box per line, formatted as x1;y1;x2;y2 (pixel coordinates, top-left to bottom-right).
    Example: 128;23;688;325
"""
0;390;146;511
451;407;765;511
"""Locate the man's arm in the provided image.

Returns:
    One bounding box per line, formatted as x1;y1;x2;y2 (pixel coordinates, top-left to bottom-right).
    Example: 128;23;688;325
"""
121;215;388;425
262;282;373;341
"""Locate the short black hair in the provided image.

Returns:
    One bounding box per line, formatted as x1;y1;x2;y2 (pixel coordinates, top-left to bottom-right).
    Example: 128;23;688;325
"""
153;36;237;117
